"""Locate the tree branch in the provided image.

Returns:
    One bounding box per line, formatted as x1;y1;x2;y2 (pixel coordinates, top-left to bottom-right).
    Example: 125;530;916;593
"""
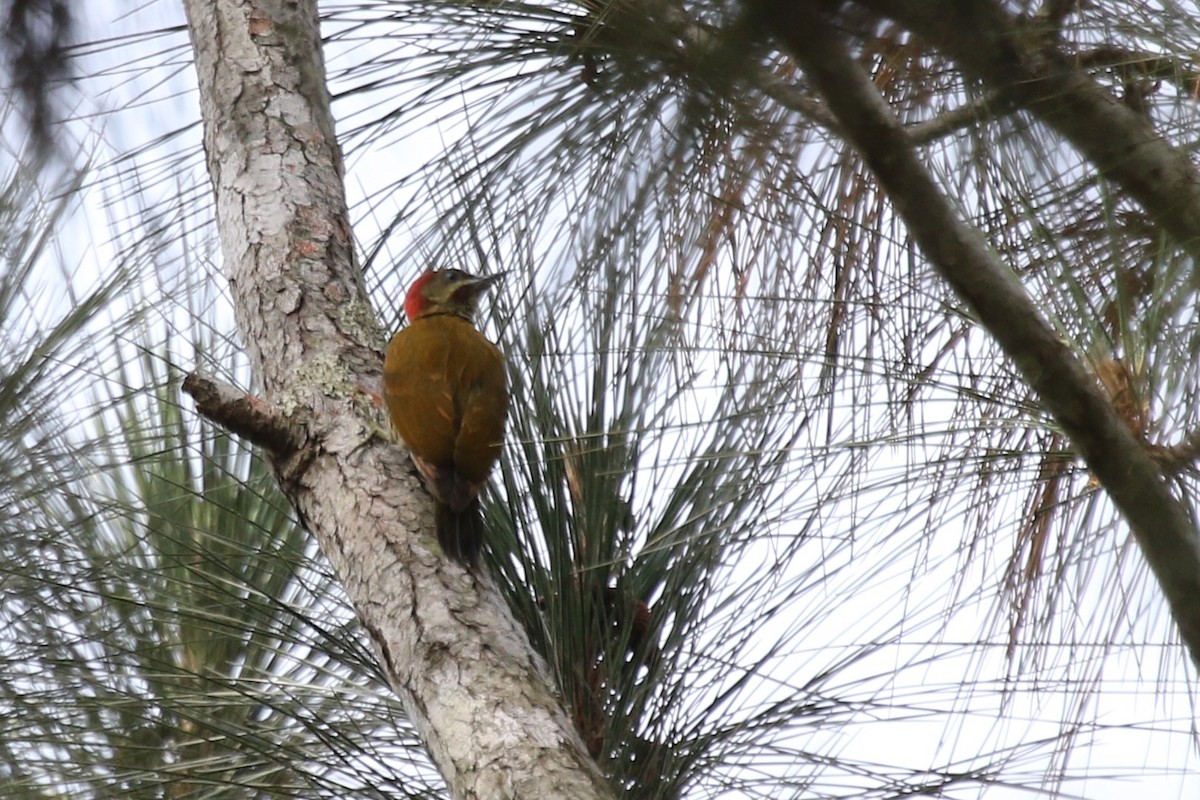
180;0;613;795
906;89;1012;145
181;373;304;454
764;0;1200;669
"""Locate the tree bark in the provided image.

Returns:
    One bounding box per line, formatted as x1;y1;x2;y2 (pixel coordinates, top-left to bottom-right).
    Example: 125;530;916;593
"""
179;1;613;796
765;0;1200;670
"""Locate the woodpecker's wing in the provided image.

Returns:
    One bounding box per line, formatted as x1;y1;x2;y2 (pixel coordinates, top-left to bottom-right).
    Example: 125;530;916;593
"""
451;326;509;501
383;320;459;471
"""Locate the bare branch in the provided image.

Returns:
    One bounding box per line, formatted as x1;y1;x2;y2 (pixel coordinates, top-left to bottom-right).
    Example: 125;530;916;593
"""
181;372;305;456
907;90;1011;145
1035;0;1084;35
1152;431;1200;475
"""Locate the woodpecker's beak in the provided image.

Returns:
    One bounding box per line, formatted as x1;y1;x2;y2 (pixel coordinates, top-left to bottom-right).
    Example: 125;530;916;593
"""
473;271;505;288
445;270;505;309
460;271;505;296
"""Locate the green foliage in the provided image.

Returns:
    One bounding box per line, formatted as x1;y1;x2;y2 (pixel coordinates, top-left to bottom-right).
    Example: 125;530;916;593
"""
0;170;435;797
488;254;816;795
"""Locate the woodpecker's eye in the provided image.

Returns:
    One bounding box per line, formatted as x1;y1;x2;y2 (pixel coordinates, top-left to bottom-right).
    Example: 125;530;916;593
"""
443;268;465;281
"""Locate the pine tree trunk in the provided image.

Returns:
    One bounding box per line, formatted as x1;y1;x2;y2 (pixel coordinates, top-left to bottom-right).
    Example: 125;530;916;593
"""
180;1;613;796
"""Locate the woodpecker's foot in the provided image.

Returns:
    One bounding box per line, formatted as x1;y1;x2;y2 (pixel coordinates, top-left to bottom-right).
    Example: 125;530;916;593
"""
364;418;398;446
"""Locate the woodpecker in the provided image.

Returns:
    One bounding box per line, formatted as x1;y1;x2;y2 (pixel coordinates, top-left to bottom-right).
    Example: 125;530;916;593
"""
383;268;508;565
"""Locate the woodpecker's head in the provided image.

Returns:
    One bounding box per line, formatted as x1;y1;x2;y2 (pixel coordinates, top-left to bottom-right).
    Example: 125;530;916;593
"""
404;269;504;322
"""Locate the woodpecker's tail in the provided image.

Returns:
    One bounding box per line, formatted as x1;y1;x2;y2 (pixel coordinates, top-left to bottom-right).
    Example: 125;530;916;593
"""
435;500;484;565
